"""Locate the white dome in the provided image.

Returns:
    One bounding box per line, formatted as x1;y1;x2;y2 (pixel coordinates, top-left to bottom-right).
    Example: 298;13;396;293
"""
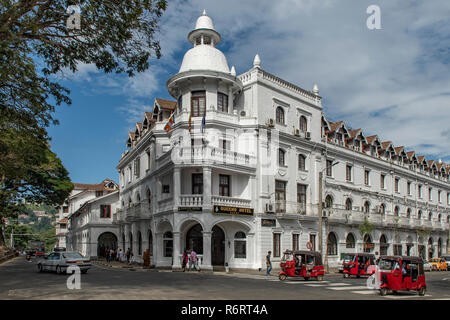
195;15;214;30
179;45;230;73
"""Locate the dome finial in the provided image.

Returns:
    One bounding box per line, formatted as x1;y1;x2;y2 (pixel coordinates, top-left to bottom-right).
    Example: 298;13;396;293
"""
253;53;261;68
231;66;236;76
202;9;207;16
313;83;319;95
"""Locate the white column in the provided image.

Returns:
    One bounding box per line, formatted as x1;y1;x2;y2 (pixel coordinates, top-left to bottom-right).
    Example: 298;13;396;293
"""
154;232;163;267
173;167;181;207
172;231;182;269
202;231;213;270
203;167;212;209
228;86;233;113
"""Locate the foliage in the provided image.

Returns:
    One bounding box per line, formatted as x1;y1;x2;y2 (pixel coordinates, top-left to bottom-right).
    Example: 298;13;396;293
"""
0;0;168;245
359;218;375;237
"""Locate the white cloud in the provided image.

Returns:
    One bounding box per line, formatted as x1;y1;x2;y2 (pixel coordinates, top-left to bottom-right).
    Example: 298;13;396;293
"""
67;0;450;161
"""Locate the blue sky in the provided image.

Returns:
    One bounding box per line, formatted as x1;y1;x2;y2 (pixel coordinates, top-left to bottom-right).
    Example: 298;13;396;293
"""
47;0;450;184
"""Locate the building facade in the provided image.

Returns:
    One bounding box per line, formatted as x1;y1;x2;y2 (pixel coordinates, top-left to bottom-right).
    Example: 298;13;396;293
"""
114;11;449;270
56;179;119;249
66;191;120;258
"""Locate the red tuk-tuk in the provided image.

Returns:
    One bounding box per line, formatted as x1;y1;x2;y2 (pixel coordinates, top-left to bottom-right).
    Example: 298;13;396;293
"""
342;253;376;278
378;256;426;296
279;250;325;281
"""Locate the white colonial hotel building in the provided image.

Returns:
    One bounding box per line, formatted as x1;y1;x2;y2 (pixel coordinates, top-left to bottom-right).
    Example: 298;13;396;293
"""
114;11;450;270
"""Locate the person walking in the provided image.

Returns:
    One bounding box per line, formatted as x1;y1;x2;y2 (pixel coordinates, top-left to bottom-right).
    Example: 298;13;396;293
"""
118;249;123;262
181;250;188;272
189;249;199;271
126;248;132;264
266;251;272;276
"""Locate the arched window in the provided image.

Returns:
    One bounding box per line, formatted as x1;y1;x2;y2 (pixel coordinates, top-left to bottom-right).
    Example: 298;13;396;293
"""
380;234;388;255
129;232;133;252
136;193;141;203
346;233;355;249
299;116;307;132
278;149;285;166
438;238;442;257
363;234;373;253
148;230;153;255
438;214;441;222
394;206;399;216
163;231;173;257
276;107;285;124
128;197;132;208
418;210;422;219
428;212;433;221
138;231;142;255
325;195;333;208
146;188;151;204
298;154;306;171
327;232;337;256
406;208;411;218
363;201;370;214
345;198;353;211
380;203;386;215
234;231;247;259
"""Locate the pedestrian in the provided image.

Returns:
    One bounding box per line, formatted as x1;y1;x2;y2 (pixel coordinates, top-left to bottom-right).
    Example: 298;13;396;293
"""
189;249;199;271
181;249;188;271
266;251;272;276
118;249;123;262
109;248;114;263
126;248;131;264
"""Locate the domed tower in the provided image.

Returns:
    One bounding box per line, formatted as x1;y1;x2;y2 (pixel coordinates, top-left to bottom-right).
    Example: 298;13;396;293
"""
166;10;242;116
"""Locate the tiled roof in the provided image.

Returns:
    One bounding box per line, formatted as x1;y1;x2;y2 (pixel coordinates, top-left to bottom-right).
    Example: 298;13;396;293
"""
155;98;177;111
73;179;118;192
381;141;392;150
365;135;378;144
57;218;68;224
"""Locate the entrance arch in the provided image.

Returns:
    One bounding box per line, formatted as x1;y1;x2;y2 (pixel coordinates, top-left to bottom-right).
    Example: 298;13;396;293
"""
186;224;203;254
97;232;117;257
211;225;225;265
380;234;388;255
363;234;373;253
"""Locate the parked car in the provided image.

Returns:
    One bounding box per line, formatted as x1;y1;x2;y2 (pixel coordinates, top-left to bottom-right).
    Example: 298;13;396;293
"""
37;251;91;274
442;255;450;271
429;258;447;271
422;259;433;272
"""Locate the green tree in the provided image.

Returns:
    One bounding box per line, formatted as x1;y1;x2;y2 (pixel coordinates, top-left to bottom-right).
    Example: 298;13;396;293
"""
4;223;36;250
0;0;167;245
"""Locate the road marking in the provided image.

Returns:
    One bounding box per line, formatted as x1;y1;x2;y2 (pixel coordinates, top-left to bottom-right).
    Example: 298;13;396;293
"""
328;286;369;290
326;282;351;286
384;294;432;299
351;290;378;295
284;281;330;284
305;284;327;287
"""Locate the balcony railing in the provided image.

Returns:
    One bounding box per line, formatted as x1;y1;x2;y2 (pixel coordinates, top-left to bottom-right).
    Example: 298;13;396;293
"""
174;146;256;168
274;201;306;215
180;195;203;207
212;196;252;208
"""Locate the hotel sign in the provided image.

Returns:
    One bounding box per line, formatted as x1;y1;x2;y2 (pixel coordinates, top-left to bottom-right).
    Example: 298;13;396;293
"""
261;219;276;227
213;205;254;216
178;207;203;212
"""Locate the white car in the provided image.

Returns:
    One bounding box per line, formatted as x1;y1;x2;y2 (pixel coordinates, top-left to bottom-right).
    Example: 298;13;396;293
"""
422;259;433;272
37;251;91;274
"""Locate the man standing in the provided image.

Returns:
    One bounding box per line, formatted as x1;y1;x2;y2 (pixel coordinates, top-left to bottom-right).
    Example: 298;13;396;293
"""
266;251;272;276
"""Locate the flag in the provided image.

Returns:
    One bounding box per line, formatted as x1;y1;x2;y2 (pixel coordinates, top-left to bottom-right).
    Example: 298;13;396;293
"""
164;112;175;133
188;113;192;133
201;113;206;133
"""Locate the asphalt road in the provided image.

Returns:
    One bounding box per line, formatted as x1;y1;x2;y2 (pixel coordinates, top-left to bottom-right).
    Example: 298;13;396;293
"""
0;256;449;300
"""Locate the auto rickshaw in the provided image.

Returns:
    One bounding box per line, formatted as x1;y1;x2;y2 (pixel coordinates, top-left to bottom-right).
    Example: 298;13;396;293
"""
279;250;325;281
342;253;376;278
377;256;426;296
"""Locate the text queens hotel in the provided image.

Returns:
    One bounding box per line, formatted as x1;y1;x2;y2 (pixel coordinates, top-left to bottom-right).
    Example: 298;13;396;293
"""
115;11;449;270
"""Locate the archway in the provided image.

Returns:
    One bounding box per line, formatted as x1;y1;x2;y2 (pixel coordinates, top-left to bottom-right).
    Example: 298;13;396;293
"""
428;237;434;260
97;232;118;257
148;229;153;255
346;233;355;249
186;223;203;254
379;234;388;255
211;225;225;265
363;234;373;253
